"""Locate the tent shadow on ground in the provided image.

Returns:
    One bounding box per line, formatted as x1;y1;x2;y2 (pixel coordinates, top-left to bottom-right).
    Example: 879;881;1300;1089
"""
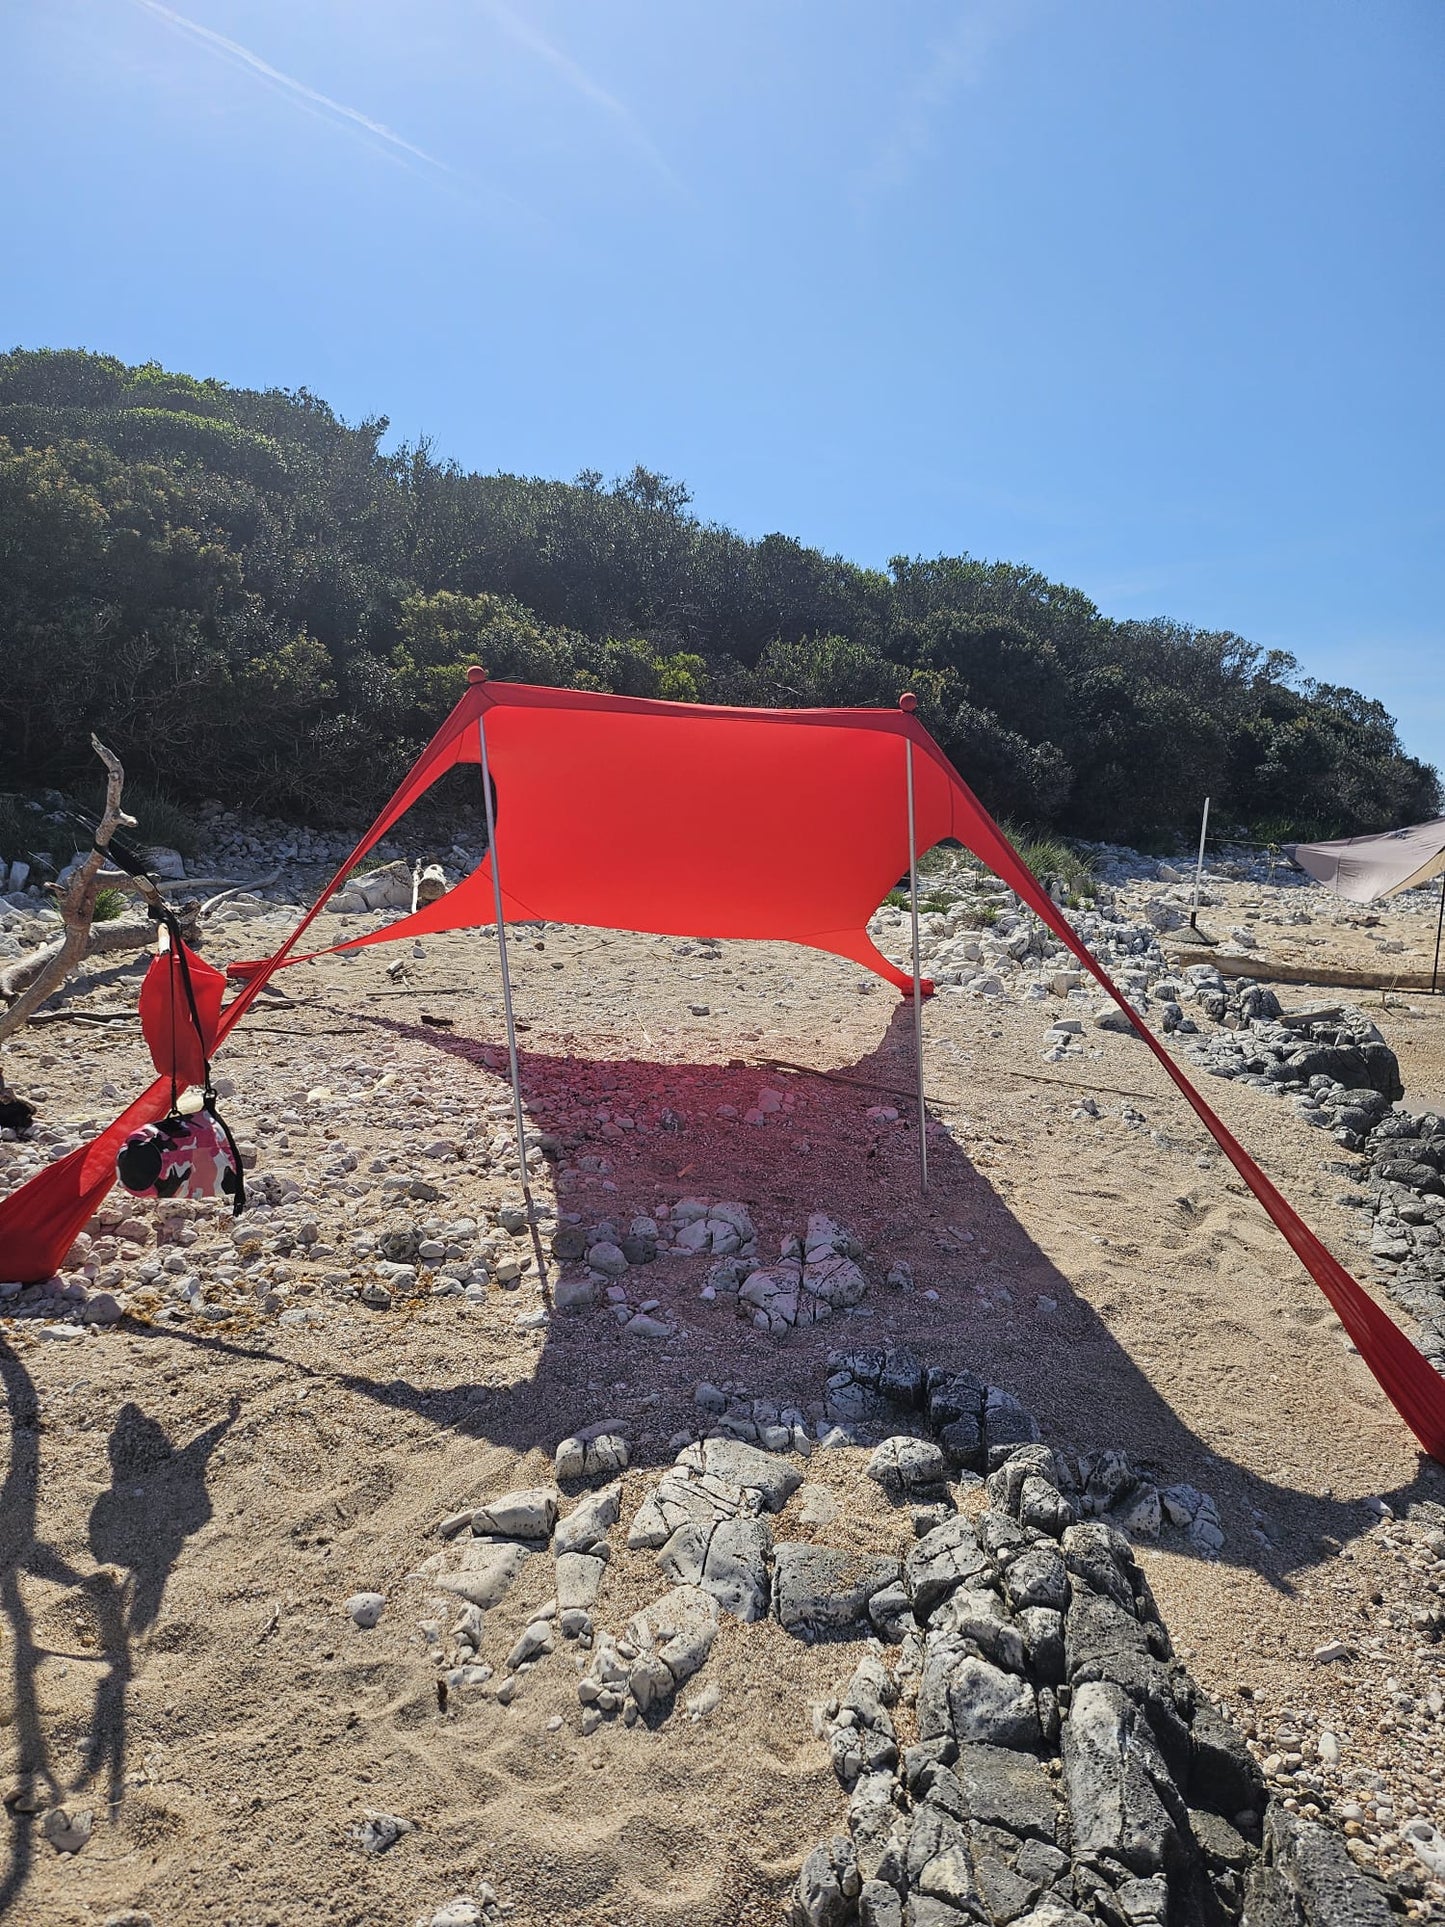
327;1001;1442;1587
6;994;1434;1896
0;1345;233;1910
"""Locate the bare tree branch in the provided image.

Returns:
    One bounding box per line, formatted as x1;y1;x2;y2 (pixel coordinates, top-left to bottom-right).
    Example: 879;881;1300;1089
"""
0;737;177;1043
91;866;283;908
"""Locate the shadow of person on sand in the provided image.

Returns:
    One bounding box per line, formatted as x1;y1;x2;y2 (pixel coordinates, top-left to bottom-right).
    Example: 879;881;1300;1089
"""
0;1343;83;1916
0;1347;236;1914
75;1397;237;1809
285;997;1445;1595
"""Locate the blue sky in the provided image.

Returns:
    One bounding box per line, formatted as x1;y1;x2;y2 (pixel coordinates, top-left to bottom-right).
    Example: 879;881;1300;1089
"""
4;1;1443;780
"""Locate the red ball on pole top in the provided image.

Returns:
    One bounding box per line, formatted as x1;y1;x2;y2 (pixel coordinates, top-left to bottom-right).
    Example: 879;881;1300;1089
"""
899;692;918;713
467;665;489;684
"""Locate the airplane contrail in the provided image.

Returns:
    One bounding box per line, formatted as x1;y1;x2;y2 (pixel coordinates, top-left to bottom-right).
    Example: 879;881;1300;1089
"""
130;0;450;174
482;0;680;191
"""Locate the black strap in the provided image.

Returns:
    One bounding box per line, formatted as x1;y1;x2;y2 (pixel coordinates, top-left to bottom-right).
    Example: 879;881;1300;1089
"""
157;908;213;1107
65;809;152;879
204;1094;247;1216
156;910;246;1215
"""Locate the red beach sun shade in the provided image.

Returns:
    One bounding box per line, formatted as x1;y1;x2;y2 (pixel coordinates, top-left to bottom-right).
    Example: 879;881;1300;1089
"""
1;676;1443;1468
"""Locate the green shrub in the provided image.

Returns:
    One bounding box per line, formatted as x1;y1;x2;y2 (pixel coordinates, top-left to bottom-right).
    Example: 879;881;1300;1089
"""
92;887;126;921
123;787;201;859
0;794;72;870
918;844;961;879
0;795;33;862
957;822;1095;899
0;347;1435;846
1015;832;1096;901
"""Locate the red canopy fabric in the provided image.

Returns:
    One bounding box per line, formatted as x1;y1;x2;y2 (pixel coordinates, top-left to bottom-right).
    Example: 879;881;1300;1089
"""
3;675;1443;1465
232;678;966;991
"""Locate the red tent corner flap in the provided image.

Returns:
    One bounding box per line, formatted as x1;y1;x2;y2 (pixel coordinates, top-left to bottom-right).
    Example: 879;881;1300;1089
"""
0;1075;171;1284
806;926;933;996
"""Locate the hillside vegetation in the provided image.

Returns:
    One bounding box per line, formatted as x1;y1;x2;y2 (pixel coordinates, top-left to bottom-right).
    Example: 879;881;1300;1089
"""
0;346;1435;842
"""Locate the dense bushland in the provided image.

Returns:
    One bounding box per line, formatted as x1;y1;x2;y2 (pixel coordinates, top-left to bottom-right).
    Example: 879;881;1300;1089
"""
0;347;1435;841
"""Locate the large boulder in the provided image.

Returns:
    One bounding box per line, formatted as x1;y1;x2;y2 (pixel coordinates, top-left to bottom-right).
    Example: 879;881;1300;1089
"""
355;859;413;911
984;1388;1042;1463
627;1467;748;1548
1284;1040;1402;1103
928;1371;987;1472
1062;1680;1185;1876
1065;1591;1193;1784
790;1835;862;1927
918;1643;1040;1749
676;1436;803;1512
1002;1544;1069;1615
928;1588;1027;1675
1245;1805;1395;1927
1065;1589;1156;1681
470;1486;559;1542
905;1517;994;1618
946;1657;1041;1750
625;1585;719;1711
1016;1606;1065;1685
955;1743;1059;1842
437;1542;527;1608
773;1544;902;1636
146;845;187;880
660;1515;772;1621
553;1483;622;1555
555;1551;607;1613
1061;1522;1137;1613
1190;1701;1265;1818
903;1807;982;1914
867;1436;952;1501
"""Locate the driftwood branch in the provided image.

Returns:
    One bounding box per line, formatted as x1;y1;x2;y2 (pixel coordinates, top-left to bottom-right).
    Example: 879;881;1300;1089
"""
198;870;283;918
89;866;281;911
0;738;184;1042
0;905;201;1003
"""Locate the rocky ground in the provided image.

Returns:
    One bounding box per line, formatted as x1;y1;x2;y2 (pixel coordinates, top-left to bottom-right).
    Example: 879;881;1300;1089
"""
2;818;1445;1925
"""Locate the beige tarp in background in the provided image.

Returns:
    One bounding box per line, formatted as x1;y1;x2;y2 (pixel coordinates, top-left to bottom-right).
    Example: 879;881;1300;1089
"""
1286;818;1445;903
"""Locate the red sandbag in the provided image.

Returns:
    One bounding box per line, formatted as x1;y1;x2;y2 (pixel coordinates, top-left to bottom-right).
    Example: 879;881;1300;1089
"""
139;938;226;1090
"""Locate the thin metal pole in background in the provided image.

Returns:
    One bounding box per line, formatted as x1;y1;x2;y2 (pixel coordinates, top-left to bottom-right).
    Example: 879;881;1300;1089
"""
478;712;549;1301
1433;870;1445;996
905;733;928;1190
1190;795;1211;930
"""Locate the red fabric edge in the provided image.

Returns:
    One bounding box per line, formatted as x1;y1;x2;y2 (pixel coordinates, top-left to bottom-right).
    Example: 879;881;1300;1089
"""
937;762;1445;1462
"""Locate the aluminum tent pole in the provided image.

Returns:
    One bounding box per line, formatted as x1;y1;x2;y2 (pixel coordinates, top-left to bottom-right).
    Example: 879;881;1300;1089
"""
478;709;549;1301
902;708;928;1190
1190;795;1211;931
1433;871;1445;996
